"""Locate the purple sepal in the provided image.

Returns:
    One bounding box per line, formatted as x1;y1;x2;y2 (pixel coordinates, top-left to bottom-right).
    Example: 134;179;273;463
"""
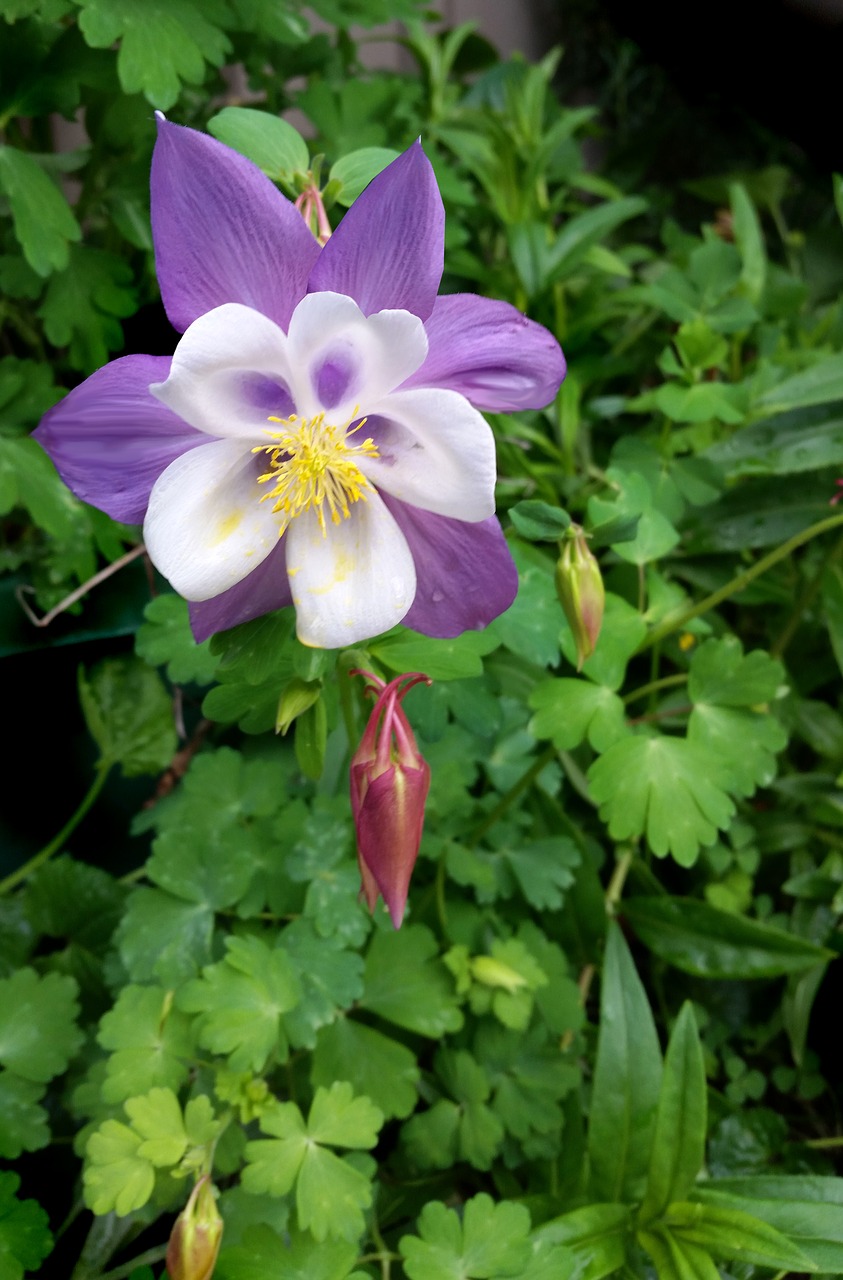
383;497;518;636
307;141;444;321
403;293;567;410
151;116;320;335
32;355;202;524
188;538;293;641
351;764;428;927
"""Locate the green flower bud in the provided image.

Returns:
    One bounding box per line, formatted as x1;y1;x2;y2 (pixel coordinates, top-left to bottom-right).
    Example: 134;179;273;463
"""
555;526;605;671
166;1176;223;1280
275;677;321;735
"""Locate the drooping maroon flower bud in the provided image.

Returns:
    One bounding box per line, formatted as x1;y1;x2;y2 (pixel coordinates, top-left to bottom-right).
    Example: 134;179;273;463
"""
555;525;605;670
349;669;432;928
166;1175;223;1280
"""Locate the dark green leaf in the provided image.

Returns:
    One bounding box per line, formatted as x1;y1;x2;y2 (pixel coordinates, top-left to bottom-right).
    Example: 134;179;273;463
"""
641;1003;706;1220
588;923;662;1203
623;897;832;977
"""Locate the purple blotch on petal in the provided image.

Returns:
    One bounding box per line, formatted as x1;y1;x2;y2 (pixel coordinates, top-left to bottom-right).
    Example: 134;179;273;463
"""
403;293;567;411
188;537;293;642
382;495;518;637
33;354;204;524
307;141;444;321
314;354;354;409
238;372;295;419
151;117;321;335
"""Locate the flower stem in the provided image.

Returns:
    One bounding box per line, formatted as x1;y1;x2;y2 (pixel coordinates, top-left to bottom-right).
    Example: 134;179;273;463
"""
638;511;843;652
468;743;557;846
0;762;110;894
623;672;689;706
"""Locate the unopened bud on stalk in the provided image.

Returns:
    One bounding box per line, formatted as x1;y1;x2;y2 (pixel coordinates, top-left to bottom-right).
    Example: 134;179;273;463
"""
166;1176;223;1280
555;525;605;670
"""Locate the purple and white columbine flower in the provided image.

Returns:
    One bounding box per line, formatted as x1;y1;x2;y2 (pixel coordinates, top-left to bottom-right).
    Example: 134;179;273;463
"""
34;116;566;648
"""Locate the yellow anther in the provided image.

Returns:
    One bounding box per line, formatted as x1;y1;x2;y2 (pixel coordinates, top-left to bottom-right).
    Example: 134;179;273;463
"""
252;408;379;536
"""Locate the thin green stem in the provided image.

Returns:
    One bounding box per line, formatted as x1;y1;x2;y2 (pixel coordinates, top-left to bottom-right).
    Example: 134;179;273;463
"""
468;743;557;846
803;1135;843;1149
0;763;110;894
770;531;843;659
639;511;843;652
606;849;634;914
623;673;689;706
98;1246;168;1280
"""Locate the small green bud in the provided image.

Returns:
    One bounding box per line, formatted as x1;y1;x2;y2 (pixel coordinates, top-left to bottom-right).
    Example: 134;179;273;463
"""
275;677;321;735
166;1176;223;1280
555;525;605;671
470;955;528;992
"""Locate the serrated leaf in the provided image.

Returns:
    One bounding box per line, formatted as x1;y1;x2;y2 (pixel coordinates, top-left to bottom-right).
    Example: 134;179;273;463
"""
38;244;136;373
312;1019;419;1121
400;1193;532;1280
486;539;567;667
361;924;463;1037
502;836;581;911
306;1082;383;1149
77;0;231;109
117;887;214;986
588;923;662;1203
177;935;301;1072
665;1200;817;1272
588;471;680;566
79;656;177;776
0;1172;52;1280
330;147;399;205
623;897;832;978
136;595;219;685
529;678;627;752
26;856;124;954
84;1120;155;1215
0;436;80;538
98;984;194;1103
216;1223;358;1280
0;145;80;275
124;1087;188;1167
295;1147;373;1242
688;702;786;796
588;733;735;866
688;637;785;705
282;922;364;1050
0;1073;48;1159
243;1102;307;1196
641;1003;707;1220
208;107;309;179
0;969;81;1083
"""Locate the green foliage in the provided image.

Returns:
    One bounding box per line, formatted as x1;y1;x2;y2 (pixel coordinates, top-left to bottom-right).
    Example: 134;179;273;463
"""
0;1173;52;1280
4;6;843;1278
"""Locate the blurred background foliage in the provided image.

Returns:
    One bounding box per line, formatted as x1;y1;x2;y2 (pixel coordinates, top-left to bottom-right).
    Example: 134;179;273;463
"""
1;1;843;1278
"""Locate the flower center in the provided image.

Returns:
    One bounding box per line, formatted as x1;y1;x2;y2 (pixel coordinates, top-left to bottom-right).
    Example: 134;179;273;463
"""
253;410;379;536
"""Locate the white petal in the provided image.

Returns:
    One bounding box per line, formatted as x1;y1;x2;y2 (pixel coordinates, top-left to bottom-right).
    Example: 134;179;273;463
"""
286;491;415;647
144;438;280;599
360;387;497;521
287;291;428;420
150;303;296;440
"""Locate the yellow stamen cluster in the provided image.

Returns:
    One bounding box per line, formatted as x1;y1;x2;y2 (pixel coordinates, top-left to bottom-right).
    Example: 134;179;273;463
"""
253;410;379;536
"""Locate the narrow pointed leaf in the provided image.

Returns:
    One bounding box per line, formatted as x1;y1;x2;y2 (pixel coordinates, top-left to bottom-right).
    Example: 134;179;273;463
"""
588;923;662;1202
641;1003;707;1220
